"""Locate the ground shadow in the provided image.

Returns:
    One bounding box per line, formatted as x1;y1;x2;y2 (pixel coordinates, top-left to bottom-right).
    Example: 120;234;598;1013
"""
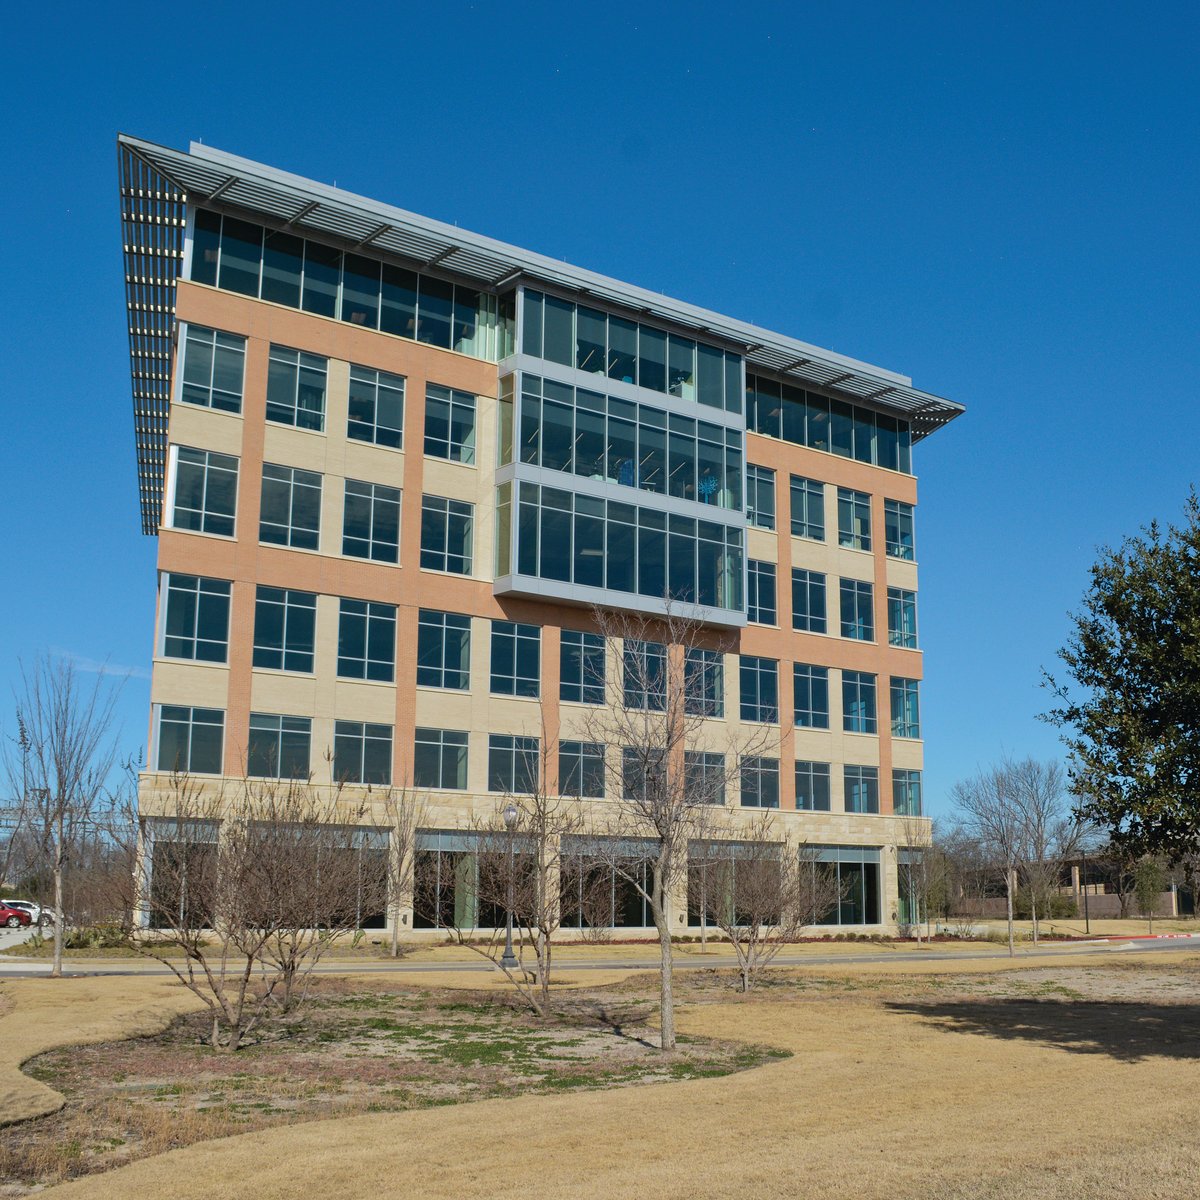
887;998;1200;1062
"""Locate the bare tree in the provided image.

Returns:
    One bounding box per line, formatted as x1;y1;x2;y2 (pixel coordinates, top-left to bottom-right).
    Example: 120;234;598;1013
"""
239;780;390;1012
413;828;547;1019
111;774;388;1050
1011;758;1085;943
476;741;585;1009
4;657;122;977
696;815;844;990
896;816;932;942
379;785;424;958
412;737;584;1018
578;602;773;1050
952;761;1024;956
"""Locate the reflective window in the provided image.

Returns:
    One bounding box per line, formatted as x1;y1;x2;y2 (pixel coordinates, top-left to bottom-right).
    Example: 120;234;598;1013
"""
622;747;666;801
840;579;875;641
685;751;726;805
893;769;923;816
416;610;471;690
425;385;477;464
560;740;605;798
885;499;916;560
623;640;666;711
488;734;539;794
333;721;392;785
792;569;827;634
842;671;878;734
162;575;230;663
747;560;777;625
420;495;473;575
890;677;921;738
260;463;321;550
190;209;506;362
748;374;911;474
247;713;311;779
343;479;400;563
808;845;882;925
746;464;776;530
217;215;262;295
180;325;244;412
414;728;469;790
157;705;224;775
739;656;779;723
515;374;742;511
521;290;743;412
266;345;327;432
844;766;880;814
253;587;316;673
338;598;397;682
795;761;831;811
888;587;918;648
513;483;744;614
740;756;780;808
793;664;830;730
490;620;540;697
837;488;872;551
790;476;825;541
172;447;238;537
684;647;724;718
341;253;380;328
348;365;404;448
560;630;605;704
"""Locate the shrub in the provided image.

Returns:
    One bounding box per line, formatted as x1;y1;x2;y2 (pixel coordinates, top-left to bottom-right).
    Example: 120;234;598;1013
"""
1013;890;1077;920
64;924;131;950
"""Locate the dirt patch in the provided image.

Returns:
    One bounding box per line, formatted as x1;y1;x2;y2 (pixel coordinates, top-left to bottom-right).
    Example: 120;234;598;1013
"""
0;978;782;1193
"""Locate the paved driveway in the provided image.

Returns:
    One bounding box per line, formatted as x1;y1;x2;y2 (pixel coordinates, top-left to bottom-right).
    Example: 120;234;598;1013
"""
0;924;37;953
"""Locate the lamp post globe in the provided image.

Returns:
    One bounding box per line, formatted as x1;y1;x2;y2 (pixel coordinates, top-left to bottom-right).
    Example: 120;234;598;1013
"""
500;801;520;971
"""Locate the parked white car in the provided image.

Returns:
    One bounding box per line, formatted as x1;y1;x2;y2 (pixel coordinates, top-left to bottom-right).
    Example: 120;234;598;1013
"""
4;900;53;927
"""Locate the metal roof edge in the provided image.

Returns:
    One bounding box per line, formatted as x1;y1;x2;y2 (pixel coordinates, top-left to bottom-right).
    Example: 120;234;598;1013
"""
119;135;956;405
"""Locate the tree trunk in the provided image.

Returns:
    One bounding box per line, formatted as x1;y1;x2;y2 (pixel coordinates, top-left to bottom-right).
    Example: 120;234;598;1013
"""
1030;890;1039;945
1005;869;1015;958
657;917;675;1049
390;913;400;958
538;932;551;1008
51;822;64;979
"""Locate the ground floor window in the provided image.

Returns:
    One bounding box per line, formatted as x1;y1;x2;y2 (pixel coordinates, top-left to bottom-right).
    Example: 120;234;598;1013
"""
810;845;882;925
897;848;923;927
559;836;658;929
141;819;388;930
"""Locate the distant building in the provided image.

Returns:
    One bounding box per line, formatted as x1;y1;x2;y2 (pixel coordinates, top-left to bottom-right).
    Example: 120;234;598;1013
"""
117;135;962;935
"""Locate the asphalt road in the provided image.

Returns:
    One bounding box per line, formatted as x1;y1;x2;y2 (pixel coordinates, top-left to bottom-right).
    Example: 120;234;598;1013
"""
1;932;1198;979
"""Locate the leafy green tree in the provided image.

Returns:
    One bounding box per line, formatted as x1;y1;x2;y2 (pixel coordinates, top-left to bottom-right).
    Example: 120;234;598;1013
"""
1133;858;1168;933
1044;492;1200;860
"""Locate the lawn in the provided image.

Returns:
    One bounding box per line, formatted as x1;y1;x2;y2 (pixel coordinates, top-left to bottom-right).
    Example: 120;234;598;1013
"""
0;978;781;1192
3;952;1200;1199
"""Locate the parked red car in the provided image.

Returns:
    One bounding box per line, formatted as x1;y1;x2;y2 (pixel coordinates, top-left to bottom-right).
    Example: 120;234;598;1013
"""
0;904;32;928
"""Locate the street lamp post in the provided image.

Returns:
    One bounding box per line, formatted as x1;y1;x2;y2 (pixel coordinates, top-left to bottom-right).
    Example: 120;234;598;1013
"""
500;803;519;971
1081;848;1091;935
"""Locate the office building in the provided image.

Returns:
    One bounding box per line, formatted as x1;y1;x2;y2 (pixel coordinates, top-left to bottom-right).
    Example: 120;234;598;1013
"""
118;134;962;934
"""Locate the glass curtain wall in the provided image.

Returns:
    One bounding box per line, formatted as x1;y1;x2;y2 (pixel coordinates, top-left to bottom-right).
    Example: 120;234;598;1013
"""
190;208;512;361
521;289;743;413
747;374;912;473
510;482;744;612
515;373;742;511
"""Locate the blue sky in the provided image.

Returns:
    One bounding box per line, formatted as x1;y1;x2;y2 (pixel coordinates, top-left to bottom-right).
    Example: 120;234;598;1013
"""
2;2;1197;819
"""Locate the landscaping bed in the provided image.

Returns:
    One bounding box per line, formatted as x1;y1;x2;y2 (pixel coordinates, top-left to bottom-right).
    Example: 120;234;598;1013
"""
0;977;785;1192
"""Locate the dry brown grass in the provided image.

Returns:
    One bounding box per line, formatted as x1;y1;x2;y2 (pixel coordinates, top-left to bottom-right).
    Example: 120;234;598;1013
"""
0;978;202;1127
13;953;1199;1200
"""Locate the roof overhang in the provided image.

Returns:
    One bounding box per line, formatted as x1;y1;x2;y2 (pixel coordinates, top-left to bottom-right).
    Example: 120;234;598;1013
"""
117;134;964;534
